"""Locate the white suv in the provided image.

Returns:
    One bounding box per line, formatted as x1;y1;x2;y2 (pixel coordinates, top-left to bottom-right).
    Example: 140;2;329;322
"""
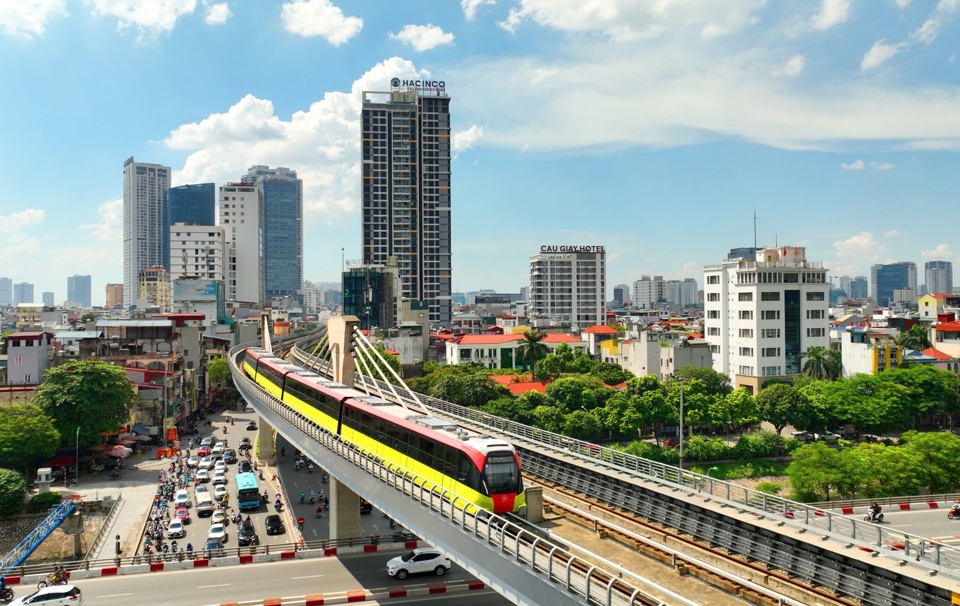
386;548;451;580
11;584;83;605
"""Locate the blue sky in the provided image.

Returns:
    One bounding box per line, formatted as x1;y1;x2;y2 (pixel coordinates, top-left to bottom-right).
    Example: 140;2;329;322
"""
1;0;959;306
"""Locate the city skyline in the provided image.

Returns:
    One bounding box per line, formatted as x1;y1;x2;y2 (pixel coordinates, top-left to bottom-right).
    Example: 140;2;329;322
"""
2;1;960;306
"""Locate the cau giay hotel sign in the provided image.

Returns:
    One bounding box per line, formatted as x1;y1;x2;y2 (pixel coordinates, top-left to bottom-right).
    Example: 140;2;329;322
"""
540;245;605;254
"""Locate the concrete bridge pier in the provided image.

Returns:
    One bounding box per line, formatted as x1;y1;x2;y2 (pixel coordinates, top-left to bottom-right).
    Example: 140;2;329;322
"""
329;477;362;540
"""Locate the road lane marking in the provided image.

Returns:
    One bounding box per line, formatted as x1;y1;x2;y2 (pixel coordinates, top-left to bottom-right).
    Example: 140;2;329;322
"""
198;583;231;589
99;593;133;598
291;574;325;579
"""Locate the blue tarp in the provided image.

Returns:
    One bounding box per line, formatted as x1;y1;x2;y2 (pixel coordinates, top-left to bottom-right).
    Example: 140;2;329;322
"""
132;424;150;434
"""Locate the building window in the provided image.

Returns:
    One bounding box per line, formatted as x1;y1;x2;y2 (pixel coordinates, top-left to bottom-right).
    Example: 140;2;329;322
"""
806;310;825;319
761;292;780;301
739;310;754;320
761;328;781;338
761;366;782;376
707;327;720;336
761;310;780;320
707;275;720;284
707;310;719;319
739;292;753;302
739;347;754;356
460;349;472;359
710;345;720;353
762;347;781;357
738;366;754;375
806;291;825;301
739;328;753;338
806;328;826;337
707;293;720;302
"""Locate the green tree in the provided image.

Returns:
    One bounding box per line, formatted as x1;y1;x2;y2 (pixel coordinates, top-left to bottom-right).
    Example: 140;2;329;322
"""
430;373;510;409
638;389;675;445
546;376;604;412
481;396;536;425
625;375;664;398
787;442;841;501
531;405;566;433
79;312;97;324
879;365;960;423
207;357;233;388
713;388;760;435
896;324;932;351
756;383;809;435
539;342;595;376
563;409;602;441
0;469;28;516
898;431;960;494
673;365;732;396
800;346;842;381
818;374;912;432
589;362;633;386
515;331;549;379
33;360;137;445
0;406;60;475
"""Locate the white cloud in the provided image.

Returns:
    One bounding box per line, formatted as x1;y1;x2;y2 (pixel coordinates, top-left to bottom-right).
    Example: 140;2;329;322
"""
79;199;123;242
860;40;905;70
885;230;903;237
810;0;850;31
841;160;865;170
203;1;231;25
461;0;495;20
88;0;197;35
773;55;806;77
0;0;67;37
938;0;960;13
389;24;454;52
922;244;954;259
870;161;895;170
830;232;885;276
164;57;428;228
896;0;912;7
453;125;484;155
0;209;45;232
497;0;764;40
281;0;362;46
530;66;558;84
841;160;895;170
911;18;941;44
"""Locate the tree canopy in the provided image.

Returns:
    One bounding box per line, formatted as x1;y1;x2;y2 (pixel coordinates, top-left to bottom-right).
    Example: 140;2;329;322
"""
801;346;842;381
33;360;137;445
515;331;549;379
207;357;233;388
0;406;60;475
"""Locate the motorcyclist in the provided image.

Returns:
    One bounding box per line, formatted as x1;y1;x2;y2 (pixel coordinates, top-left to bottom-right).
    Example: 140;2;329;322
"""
299;491;305;504
869;502;882;521
309;490;316;503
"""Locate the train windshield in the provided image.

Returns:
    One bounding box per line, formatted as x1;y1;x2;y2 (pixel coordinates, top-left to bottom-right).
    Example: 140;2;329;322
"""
482;451;521;495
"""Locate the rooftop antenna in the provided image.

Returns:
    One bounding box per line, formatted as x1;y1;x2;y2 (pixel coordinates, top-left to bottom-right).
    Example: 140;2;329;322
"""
753;211;758;250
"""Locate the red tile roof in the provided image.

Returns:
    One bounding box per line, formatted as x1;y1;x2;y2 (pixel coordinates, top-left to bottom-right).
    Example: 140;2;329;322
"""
583;325;618;335
937;321;960;333
920;347;955;360
507;382;547;395
542;334;585;344
457;334;525;345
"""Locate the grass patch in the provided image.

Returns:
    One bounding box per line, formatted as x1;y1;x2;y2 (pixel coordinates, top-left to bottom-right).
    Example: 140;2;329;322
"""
689;459;789;480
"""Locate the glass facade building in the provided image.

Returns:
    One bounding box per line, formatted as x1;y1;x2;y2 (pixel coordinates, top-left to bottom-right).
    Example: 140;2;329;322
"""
925;260;954;295
67;274;92;307
123;157;170;307
871;262;917;306
361;88;452;328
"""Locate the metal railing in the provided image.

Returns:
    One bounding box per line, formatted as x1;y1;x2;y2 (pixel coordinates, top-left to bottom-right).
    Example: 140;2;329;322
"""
290;345;960;580
0;499;78;571
85;495;124;560
234;346;671;606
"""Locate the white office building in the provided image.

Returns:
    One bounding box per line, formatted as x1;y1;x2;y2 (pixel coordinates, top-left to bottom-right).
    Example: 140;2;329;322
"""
633;275;664;308
529;246;606;329
123;157;171;307
703;246;830;393
219;183;263;303
170;223;225;282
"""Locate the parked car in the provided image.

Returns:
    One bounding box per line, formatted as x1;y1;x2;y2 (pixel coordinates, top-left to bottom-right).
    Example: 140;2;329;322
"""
386;548;451;580
208;523;227;543
168;519;186;539
264;514;284;535
10;584;83;606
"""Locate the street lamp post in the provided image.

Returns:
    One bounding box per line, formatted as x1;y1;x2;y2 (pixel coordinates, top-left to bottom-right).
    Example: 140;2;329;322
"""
74;427;80;486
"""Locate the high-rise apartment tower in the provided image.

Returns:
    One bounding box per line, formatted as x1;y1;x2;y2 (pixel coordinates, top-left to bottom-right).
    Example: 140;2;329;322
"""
529;246;606;329
165;183;216;271
67;274;92;308
242;166;303;303
123;157;171;307
925;260;954;295
361;83;452;327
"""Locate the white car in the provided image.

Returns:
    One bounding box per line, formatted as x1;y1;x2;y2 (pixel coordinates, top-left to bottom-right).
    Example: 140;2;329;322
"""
386;548;451;580
195;484;209;495
208;523;228;543
212;442;226;457
10;584;83;606
198;456;214;470
213;484;228;500
187;455;200;468
168;519;186;538
213;460;227;473
212;470;228;485
196;469;211;483
174;489;191;508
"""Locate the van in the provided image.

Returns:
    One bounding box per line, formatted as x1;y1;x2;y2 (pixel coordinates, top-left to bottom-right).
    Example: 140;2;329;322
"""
196;491;215;516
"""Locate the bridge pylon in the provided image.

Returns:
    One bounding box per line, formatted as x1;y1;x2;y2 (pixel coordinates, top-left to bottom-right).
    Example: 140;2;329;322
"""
327;315;360;386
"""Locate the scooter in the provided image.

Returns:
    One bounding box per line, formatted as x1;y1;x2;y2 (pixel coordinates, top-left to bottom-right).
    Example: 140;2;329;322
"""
948;505;960;520
0;587;14;602
864;509;884;523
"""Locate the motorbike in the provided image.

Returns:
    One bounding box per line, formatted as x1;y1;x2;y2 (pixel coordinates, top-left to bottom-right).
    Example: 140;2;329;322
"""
38;570;67;589
0;587;13;602
864;509;884;523
321;473;328;484
949;506;960;520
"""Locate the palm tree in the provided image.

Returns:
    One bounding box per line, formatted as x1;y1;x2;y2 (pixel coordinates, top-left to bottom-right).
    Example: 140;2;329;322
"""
515;331;548;379
896;324;932;351
801;346;842;380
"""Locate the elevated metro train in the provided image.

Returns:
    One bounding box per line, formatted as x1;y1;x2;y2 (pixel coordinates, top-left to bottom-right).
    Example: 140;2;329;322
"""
241;347;525;514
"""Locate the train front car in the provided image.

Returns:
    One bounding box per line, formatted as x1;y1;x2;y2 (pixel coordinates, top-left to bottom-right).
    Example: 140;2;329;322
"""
475;440;525;515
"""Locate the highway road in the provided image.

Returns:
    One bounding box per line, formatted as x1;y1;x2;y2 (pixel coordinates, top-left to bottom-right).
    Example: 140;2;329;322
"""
48;554;508;606
857;507;960;545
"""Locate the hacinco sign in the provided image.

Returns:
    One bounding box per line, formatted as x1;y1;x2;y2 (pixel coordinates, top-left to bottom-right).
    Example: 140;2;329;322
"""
540;245;605;253
391;77;445;92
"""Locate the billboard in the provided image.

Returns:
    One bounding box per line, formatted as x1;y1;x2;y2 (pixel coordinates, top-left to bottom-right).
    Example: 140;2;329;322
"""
173;279;219;302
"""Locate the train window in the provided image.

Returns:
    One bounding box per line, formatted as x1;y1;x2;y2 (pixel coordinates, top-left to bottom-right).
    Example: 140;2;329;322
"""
382;419;405;454
417;437;435;467
482;452;520;495
440;445;457;477
456;454;471;483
